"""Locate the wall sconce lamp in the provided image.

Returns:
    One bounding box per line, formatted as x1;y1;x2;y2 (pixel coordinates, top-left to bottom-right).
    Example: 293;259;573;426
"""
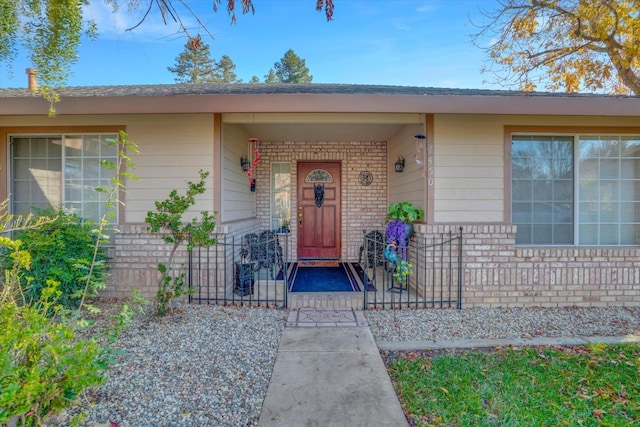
395;156;405;172
240;156;251;172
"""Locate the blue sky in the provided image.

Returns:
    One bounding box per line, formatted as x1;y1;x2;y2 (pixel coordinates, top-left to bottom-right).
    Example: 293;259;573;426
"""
0;0;497;89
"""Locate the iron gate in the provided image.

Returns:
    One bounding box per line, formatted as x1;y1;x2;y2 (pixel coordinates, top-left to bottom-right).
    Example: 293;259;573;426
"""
360;227;463;309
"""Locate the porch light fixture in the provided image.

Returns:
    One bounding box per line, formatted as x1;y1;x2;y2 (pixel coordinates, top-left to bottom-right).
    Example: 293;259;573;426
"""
395;156;405;172
240;156;251;171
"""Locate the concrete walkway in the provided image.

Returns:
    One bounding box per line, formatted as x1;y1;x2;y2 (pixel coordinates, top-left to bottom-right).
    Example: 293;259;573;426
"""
259;308;640;427
258;309;408;427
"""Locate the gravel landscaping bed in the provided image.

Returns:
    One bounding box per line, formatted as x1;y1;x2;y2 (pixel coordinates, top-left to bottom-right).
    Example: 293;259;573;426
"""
366;306;640;342
53;305;288;427
52;304;640;426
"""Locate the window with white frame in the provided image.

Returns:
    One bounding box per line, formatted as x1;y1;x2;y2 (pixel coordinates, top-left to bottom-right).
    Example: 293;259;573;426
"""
512;134;640;246
10;134;119;225
270;162;291;231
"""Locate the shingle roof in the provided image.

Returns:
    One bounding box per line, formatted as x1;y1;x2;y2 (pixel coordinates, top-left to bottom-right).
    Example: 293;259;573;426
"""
1;82;634;99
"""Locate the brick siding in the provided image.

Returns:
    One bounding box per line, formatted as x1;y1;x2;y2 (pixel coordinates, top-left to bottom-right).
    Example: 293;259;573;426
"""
105;221;264;300
417;224;640;308
256;140;388;262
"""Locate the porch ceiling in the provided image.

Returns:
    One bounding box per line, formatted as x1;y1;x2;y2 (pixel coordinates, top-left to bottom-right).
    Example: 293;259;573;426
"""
237;122;407;142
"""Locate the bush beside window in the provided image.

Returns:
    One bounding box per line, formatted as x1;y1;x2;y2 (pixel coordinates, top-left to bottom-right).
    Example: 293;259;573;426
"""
11;208;108;309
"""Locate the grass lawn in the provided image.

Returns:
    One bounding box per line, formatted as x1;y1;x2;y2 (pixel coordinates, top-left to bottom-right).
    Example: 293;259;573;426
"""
387;344;640;426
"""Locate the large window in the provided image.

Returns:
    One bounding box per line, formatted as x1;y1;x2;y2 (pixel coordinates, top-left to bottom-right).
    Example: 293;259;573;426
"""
10;134;119;225
512;134;640;246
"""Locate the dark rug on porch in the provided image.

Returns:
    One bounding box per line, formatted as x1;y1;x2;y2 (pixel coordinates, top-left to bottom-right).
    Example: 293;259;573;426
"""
287;262;375;293
297;259;340;267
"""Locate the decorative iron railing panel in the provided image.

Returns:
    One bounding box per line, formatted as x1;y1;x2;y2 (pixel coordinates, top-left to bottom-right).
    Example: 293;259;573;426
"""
188;232;290;308
360;227;463;310
189;228;461;310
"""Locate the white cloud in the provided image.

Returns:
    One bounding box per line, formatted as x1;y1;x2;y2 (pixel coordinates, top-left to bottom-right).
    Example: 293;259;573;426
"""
392;22;410;31
416;2;439;14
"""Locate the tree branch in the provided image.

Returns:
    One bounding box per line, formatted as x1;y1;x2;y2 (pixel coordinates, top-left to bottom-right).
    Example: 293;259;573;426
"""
126;0;154;32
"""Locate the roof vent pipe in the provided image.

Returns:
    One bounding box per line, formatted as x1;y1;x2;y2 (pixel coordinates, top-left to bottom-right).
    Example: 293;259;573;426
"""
26;68;37;91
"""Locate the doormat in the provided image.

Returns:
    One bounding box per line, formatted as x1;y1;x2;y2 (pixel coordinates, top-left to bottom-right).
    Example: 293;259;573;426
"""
297;259;340;268
288;262;375;292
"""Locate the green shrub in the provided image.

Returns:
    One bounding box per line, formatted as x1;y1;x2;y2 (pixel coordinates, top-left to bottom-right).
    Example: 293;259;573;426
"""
145;170;217;316
0;237;107;426
0;132;142;425
13;208;108;309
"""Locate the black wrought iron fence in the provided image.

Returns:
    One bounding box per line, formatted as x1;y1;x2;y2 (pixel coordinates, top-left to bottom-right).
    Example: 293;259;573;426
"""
188;228;461;310
360;227;463;309
188;231;290;307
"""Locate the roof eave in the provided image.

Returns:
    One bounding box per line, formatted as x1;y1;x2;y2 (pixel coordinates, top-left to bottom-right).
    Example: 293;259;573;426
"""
1;92;639;116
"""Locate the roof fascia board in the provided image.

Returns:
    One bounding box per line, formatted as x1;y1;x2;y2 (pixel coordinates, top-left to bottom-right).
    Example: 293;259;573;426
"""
221;112;424;124
2;93;640;116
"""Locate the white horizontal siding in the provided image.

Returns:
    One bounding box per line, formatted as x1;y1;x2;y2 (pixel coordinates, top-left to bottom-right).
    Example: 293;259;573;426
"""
123;115;215;222
438;151;503;167
437;178;502;189
5;113;640;228
387;122;426;211
433;114;505;223
432;114;640;224
438;166;503;178
221;124;255;222
0;113;217;223
435;188;503;200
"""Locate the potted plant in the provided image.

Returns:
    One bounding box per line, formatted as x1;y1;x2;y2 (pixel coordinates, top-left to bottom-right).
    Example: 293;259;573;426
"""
385;202;424;249
393;259;413;284
385;202;423;286
387;201;424;224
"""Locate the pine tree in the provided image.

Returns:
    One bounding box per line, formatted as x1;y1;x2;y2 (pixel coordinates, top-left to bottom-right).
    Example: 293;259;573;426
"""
167;37;216;84
212;55;241;83
265;49;313;83
264;69;278;83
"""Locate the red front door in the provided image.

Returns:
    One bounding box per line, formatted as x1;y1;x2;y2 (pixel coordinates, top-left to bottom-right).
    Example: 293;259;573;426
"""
297;162;341;259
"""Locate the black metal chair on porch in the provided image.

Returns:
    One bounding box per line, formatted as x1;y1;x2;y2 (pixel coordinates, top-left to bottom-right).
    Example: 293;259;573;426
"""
240;230;284;280
358;230;385;283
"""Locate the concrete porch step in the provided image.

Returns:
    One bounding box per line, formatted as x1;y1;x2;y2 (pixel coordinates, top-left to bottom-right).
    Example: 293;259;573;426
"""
286;308;369;327
288;292;364;309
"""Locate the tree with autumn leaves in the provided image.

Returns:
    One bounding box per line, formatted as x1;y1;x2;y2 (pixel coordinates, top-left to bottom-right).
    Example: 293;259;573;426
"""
473;0;640;94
